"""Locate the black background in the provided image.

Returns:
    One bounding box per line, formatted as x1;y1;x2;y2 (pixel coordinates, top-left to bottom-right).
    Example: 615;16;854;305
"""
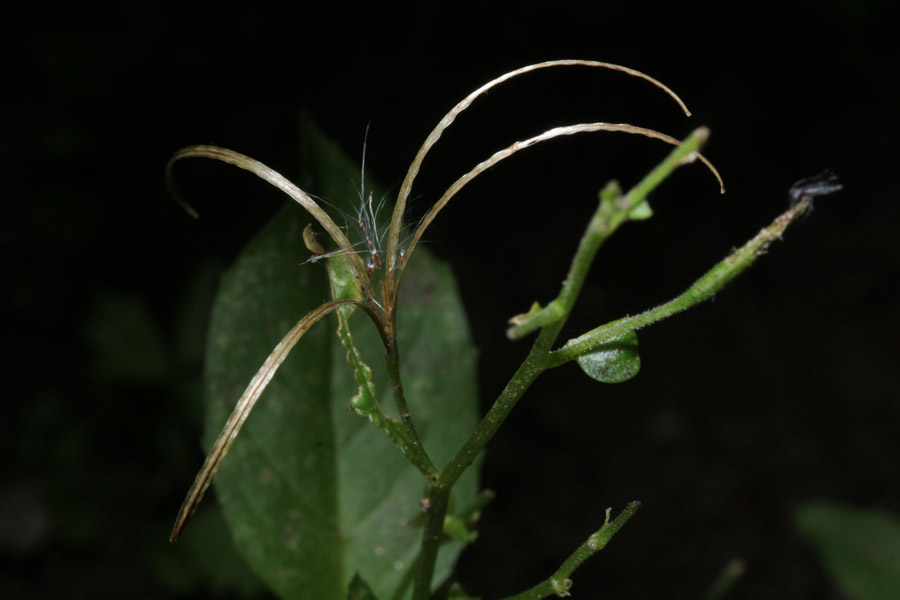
4;1;899;598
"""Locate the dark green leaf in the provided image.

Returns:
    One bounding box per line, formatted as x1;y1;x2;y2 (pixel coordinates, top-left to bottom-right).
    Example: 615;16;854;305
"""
575;331;640;383
202;123;480;599
795;502;900;600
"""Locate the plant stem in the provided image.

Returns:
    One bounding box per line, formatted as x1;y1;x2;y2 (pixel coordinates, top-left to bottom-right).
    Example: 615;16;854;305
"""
412;485;451;600
501;502;641;600
442;323;560;488
548;194;814;366
385;340;439;478
412;129;720;597
412;133;709;595
410;322;563;600
337;301;438;478
507;127;711;339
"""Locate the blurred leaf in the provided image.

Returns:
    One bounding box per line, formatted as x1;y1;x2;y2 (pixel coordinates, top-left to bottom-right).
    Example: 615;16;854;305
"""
84;292;168;383
575;331;640;383
201;122;479;599
795;502;900;600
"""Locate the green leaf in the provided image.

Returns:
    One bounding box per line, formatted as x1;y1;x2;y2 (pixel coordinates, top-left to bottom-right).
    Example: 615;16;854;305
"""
795;502;900;600
575;330;640;383
346;574;380;600
202;124;480;599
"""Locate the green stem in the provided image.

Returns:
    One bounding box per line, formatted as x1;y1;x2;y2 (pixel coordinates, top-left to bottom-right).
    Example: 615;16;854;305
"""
624;127;711;216
548;194;814;366
502;502;641;600
336;305;437;478
384;342;439;478
397;490;492;600
412;485;451;600
320;227;436;476
441;323;560;488
411;324;562;600
508;127;710;339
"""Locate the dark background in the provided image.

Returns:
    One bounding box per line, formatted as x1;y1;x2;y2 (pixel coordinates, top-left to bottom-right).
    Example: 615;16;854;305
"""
4;1;898;598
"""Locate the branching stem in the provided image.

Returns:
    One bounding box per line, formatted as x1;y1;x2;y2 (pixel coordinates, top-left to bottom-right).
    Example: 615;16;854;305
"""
411;129;713;599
